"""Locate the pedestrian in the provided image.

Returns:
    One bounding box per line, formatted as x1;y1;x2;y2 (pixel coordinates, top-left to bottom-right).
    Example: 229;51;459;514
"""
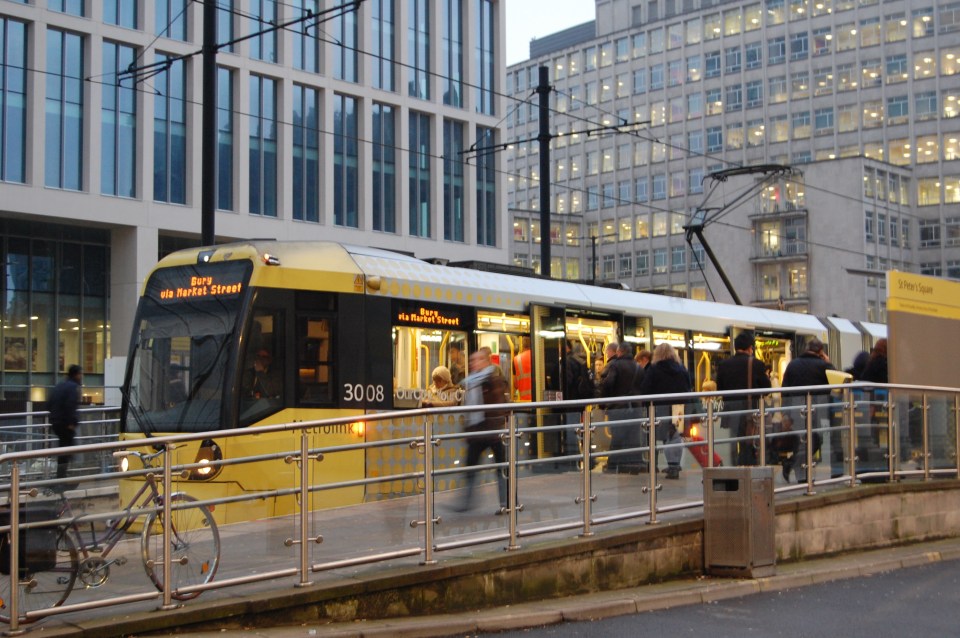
599;341;644;473
638;343;691;479
49;364;83;487
781;336;835;481
715;332;770;465
845;350;870;381
859;338;888;384
458;348;511;513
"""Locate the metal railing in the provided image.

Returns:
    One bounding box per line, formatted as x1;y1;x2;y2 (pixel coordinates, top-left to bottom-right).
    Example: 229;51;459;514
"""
0;382;957;631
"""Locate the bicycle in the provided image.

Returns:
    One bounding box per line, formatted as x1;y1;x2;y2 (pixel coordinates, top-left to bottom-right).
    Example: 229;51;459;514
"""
0;449;221;623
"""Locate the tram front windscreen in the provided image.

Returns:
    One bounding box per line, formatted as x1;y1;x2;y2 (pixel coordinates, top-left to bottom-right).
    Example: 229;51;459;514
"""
122;261;251;434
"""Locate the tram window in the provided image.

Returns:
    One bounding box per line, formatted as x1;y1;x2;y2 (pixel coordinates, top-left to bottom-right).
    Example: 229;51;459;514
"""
392;327;467;408
239;311;285;423
297;316;334;405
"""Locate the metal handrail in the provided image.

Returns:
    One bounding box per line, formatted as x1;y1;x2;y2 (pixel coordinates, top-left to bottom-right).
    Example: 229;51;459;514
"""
0;381;957;629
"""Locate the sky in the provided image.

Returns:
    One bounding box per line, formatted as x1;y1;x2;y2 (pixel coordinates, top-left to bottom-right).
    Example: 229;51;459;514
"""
506;1;597;66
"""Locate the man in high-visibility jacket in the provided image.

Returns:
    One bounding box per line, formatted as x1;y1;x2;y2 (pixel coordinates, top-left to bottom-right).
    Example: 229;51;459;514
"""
513;337;532;402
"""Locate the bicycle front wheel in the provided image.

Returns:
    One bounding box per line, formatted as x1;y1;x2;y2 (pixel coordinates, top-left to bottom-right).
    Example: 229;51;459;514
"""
141;494;220;601
0;527;78;624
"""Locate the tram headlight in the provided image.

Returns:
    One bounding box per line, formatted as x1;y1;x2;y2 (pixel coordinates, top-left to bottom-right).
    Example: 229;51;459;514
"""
350;422;365;438
190;439;223;480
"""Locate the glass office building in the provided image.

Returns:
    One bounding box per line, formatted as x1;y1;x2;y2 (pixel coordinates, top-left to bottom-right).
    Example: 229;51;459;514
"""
0;1;506;405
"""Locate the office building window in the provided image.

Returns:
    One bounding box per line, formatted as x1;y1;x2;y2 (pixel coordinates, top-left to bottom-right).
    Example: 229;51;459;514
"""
441;0;463;107
653;174;667;200
768;36;785;64
218;0;234;52
443;119;464;241
688;129;703;154
293;0;320;73
333;5;358;82
477;126;496;246
104;0;135;27
249;0;277;62
370;103;396;232
156;0;186;39
101;42;137;198
725;46;741;73
886;54;908;83
333;94;358;227
705;51;720;77
812;27;832;55
920;220;941;246
371;0;396;91
249;76;277;218
671;246;685;272
50;0;84;15
769;75;787;103
0;18;27;183
792;111;811;139
409;111;431;237
409;0;431;99
653;248;667;274
217;67;233;211
745;41;761;68
650;64;664;90
45;29;84;191
293;85;320;223
887;95;909;125
475;0;495;115
636;250;649;275
746;80;763;107
635;178;648;202
633;68;647;93
814;107;833;135
706;126;723;152
913;7;934;37
153;56;186;204
725;84;742;111
747;119;764;146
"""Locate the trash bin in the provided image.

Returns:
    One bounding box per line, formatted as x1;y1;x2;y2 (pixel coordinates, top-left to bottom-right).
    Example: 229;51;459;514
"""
703;466;775;578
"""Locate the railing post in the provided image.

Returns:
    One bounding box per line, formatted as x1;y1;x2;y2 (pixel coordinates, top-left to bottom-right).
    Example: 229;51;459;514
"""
845;386;857;488
159;443;176;610
706;398;715;467
758;395;767;470
8;460;21;633
803;394;816;495
505;412;521;551
887;391;896;480
422;415;439;564
922;392;931;481
646;402;660;525
297;430;312;586
578;409;595;538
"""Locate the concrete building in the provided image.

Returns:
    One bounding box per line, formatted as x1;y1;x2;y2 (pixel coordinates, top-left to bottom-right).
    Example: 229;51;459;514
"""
0;1;506;403
507;0;959;322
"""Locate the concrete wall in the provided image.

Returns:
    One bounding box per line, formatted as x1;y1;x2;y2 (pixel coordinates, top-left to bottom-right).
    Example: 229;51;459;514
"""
145;482;960;633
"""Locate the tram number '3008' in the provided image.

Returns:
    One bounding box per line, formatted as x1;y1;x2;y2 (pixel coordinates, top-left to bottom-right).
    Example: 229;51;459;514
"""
343;383;385;403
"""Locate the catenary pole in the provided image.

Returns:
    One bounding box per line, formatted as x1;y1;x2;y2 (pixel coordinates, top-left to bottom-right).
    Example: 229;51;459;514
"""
537;66;552;278
201;0;217;247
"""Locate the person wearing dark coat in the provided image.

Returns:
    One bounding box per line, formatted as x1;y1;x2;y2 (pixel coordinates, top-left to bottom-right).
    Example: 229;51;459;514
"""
845;350;870;381
599;342;644;473
49;364;83;485
859;338;888;384
715;332;770;465
638;342;692;479
781;337;836;482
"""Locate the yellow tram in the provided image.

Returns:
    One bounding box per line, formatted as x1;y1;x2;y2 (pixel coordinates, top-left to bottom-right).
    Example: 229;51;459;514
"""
120;241;880;524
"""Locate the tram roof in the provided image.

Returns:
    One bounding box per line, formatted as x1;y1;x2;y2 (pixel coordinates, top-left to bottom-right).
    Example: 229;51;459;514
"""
340;244;828;339
165;242;830;340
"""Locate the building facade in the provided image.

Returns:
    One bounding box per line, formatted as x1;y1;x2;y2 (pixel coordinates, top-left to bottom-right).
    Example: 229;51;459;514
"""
0;0;506;404
507;0;959;322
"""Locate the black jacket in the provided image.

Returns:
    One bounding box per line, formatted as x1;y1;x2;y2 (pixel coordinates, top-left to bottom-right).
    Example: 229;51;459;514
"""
782;352;834;388
599;355;639;399
49;378;81;427
859;356;888;384
638;359;691;397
